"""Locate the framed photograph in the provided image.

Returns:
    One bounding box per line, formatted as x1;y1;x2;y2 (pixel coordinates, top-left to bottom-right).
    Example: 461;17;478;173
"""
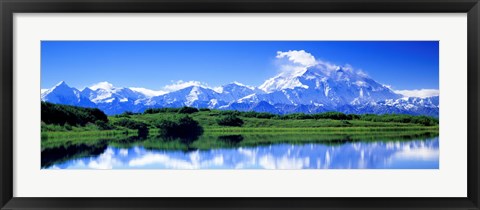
1;0;479;209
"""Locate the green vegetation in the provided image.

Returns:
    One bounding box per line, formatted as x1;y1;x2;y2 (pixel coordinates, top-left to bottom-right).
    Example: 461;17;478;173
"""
177;107;199;114
113;118;149;137
41;104;439;155
153;116;203;142
41;102;108;126
216;115;244;127
221;110;438;126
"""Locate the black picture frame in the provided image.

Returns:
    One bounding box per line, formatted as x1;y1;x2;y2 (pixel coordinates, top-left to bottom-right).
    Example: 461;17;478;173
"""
1;0;479;209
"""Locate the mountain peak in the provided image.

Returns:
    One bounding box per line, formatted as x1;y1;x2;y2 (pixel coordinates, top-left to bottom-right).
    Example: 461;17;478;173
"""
41;79;438;117
54;81;69;87
47;81;74;93
81;87;92;92
230;81;246;86
259;72;309;93
224;81;254;89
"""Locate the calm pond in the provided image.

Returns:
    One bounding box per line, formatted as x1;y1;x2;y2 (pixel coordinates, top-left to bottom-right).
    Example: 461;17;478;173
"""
43;137;439;169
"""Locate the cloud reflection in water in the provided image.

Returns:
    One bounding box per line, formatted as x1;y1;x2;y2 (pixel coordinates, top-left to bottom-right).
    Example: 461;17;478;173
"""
48;138;439;169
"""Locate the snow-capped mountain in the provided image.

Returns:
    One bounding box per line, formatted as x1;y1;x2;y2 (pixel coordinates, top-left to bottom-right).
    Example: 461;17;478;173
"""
41;81;261;115
40;64;438;116
142;82;257;109
81;82;146;104
41;81;96;107
145;85;222;108
214;82;257;102
239;65;401;108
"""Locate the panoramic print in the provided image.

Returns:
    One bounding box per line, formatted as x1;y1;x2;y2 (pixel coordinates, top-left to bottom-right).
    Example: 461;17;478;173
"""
41;41;439;169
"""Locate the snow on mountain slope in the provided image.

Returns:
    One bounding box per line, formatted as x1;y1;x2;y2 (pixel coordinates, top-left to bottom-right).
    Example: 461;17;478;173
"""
42;77;438;116
81;82;146;104
238;64;401;109
215;82;256;102
129;87;167;97
146;85;221;107
143;82;257;108
40;51;438;116
41;81;95;107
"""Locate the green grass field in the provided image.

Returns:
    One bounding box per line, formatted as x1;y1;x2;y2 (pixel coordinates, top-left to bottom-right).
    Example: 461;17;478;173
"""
110;110;433;128
42;109;439;150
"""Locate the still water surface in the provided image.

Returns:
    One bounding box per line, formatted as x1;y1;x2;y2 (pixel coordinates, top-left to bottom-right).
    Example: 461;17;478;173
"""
46;137;439;169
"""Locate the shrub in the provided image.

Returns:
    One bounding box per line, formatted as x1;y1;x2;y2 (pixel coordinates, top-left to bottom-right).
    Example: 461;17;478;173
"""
113;118;149;137
358;114;438;126
115;113;131;118
64;123;72;131
95;120;114;130
219;110;240;116
312;112;350;120
347;114;361;120
116;111;138;118
177;107;199;114
282;113;312;120
199;108;211;112
154;116;203;142
240;111;276;119
153;119;177;133
254;112;276;119
217;135;244;145
143;107;181;114
217;115;244;127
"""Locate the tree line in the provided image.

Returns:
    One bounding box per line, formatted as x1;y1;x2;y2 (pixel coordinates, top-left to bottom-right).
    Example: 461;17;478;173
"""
41;102;108;126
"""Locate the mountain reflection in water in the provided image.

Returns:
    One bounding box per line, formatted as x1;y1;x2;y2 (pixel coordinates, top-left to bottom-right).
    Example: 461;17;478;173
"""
45;137;439;169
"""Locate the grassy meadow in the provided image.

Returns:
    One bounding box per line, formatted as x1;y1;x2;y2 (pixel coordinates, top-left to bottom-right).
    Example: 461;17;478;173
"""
41;103;439;149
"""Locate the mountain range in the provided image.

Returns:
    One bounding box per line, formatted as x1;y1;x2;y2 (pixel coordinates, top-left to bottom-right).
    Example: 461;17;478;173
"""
41;62;439;117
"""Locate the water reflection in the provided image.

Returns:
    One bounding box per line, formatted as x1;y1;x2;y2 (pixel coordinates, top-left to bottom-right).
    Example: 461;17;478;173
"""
46;137;439;169
42;142;108;168
217;135;244;146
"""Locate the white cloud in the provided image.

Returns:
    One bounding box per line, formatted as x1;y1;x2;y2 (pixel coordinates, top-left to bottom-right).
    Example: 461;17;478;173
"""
89;81;115;90
392;148;439;161
258;154;309;169
394;89;439;98
49;165;61;169
274;50;367;79
129;154;173;167
162;80;206;92
87;148;121;169
278;64;309;77
276;50;317;67
128;153;224;169
119;149;129;157
273;50;315;78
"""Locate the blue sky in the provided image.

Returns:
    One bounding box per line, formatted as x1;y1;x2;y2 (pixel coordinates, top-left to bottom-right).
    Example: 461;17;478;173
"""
41;41;438;91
